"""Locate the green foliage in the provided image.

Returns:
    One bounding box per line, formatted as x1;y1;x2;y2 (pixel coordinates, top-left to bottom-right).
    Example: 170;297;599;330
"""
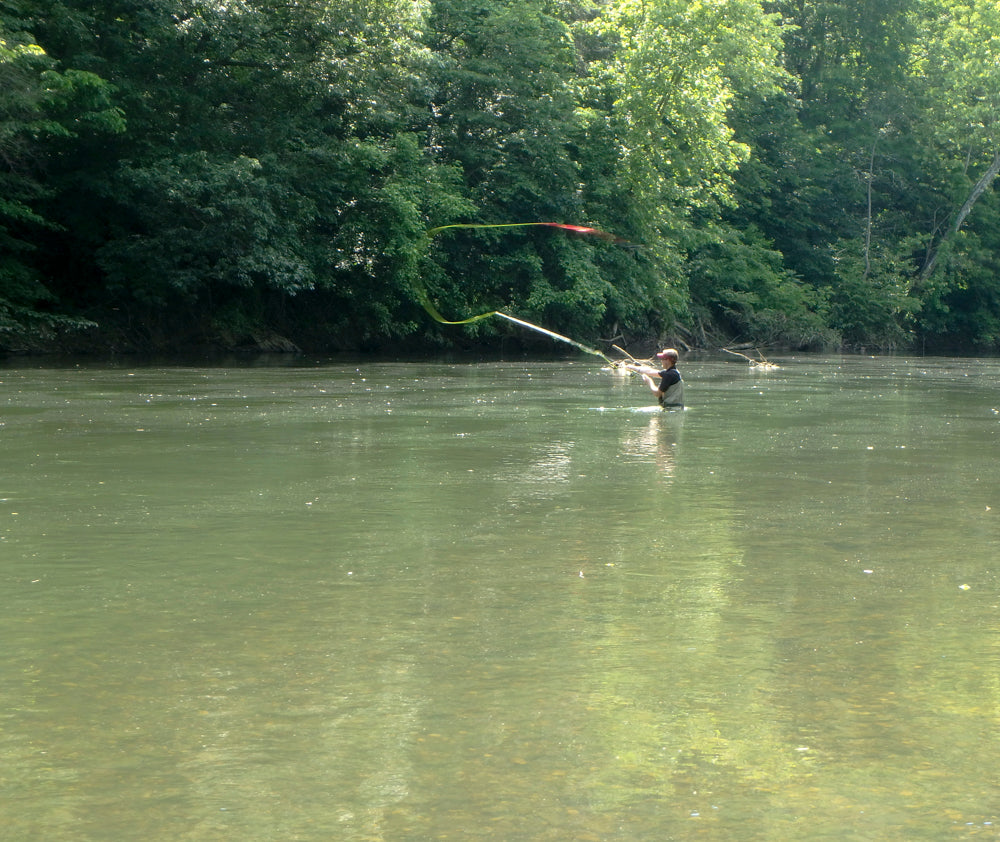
590;0;789;212
97;153;315;303
6;0;1000;353
910;217;1000;349
0;19;120;340
826;237;918;348
906;0;1000;308
687;225;836;348
317;132;474;343
419;0;651;347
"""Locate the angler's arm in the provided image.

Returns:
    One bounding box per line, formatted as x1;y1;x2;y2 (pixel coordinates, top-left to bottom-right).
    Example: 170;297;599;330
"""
625;364;662;395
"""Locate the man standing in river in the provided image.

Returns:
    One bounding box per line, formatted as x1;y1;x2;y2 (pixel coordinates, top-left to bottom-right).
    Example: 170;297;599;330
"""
626;348;685;408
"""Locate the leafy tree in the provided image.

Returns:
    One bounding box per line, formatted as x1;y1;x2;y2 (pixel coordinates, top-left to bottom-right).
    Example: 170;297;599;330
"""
7;0;1000;353
686;223;835;348
418;0;636;347
590;0;788;213
0;12;122;341
16;0;457;347
901;0;1000;349
727;0;923;347
579;0;790;346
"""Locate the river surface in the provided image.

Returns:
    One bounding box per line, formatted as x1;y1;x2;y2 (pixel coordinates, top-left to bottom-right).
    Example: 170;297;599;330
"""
2;354;999;841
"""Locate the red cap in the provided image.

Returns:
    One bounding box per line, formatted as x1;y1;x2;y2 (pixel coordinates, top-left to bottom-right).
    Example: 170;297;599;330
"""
655;348;678;360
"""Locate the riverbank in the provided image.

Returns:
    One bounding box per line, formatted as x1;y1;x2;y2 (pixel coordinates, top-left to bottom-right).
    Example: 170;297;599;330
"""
0;310;697;360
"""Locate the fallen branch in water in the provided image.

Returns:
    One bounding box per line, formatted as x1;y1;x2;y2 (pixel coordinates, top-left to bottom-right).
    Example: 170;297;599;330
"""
612;344;641;363
721;347;780;370
608;344;656;370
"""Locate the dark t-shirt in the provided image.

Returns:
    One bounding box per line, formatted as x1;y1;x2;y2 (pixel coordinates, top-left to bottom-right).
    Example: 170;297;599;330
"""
658;368;680;390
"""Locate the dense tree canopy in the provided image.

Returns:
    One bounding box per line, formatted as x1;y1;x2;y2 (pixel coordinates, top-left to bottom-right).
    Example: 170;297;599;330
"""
3;0;1000;353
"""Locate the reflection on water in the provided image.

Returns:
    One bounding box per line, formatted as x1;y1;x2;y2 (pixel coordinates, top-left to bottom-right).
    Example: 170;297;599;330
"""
2;356;1000;840
619;412;682;478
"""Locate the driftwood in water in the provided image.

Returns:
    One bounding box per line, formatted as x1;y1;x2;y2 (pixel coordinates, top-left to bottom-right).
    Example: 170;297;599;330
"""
609;344;657;370
721;347;780;370
612;344;641;363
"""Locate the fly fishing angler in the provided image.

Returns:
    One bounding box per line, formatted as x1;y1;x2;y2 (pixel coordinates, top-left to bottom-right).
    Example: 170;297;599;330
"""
626;349;685;409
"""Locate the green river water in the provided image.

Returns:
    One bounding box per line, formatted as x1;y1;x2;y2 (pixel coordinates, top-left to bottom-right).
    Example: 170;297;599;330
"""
2;354;999;841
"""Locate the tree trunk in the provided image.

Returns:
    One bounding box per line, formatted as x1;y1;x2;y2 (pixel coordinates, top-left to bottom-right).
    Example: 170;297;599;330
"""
918;149;1000;283
863;138;877;280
